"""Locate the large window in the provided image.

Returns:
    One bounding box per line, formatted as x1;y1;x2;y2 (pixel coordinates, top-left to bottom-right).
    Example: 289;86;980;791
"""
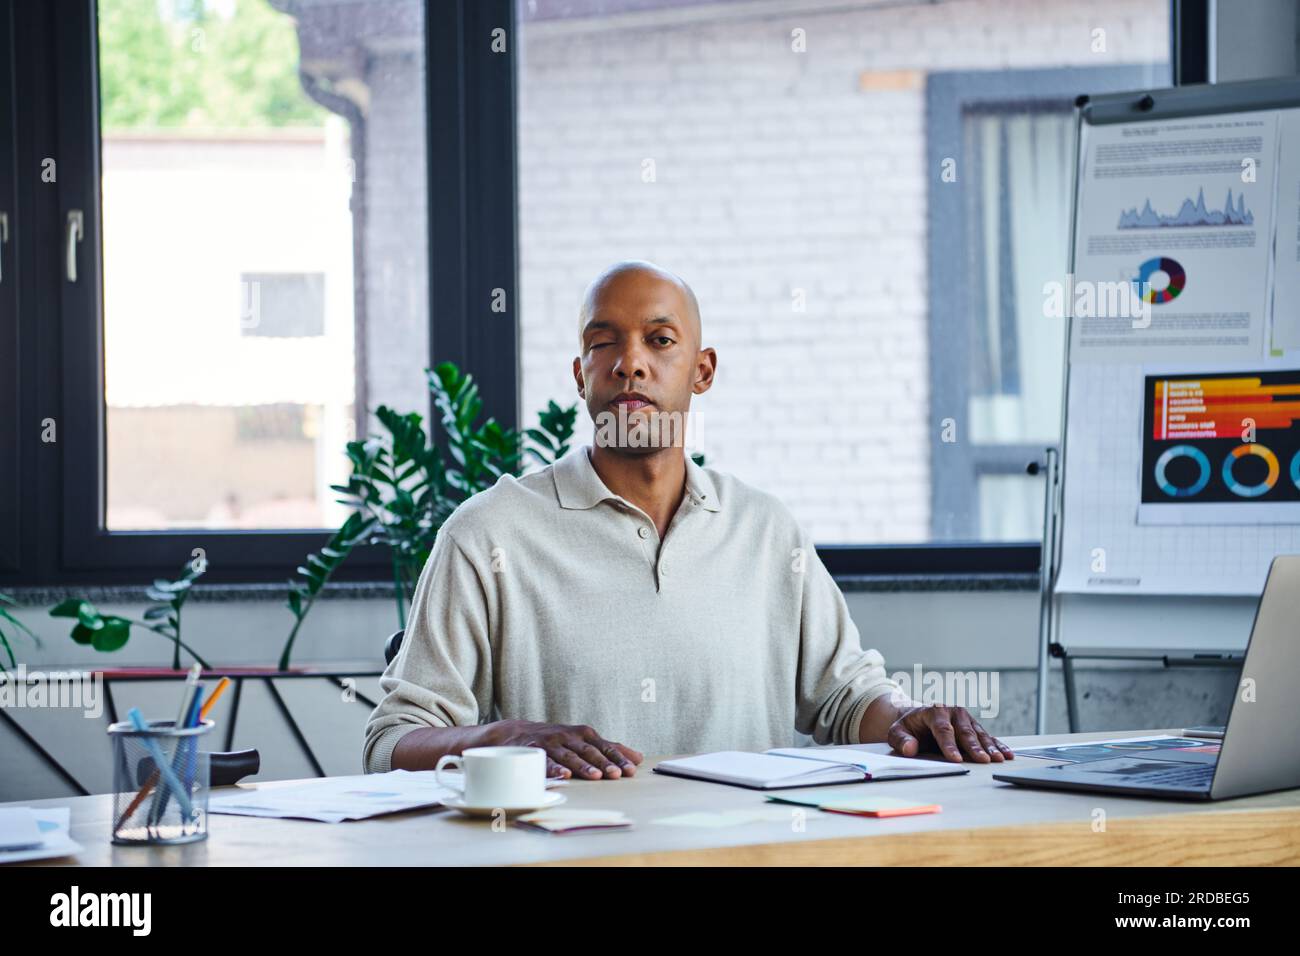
1;0;1187;584
97;0;429;531
1;0;516;585
515;0;1170;548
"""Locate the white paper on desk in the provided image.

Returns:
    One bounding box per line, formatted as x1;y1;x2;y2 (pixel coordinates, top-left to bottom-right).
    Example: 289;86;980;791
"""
765;747;969;779
651;807;828;828
209;770;457;823
0;807;42;851
0;807;83;864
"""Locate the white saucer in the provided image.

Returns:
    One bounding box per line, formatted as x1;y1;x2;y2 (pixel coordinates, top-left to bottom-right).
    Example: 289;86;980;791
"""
441;791;566;818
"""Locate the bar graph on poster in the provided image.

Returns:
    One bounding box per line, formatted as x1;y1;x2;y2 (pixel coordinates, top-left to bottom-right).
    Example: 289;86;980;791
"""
1057;104;1300;595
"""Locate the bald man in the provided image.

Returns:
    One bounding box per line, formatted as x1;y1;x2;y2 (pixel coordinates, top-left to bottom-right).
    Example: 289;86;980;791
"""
364;261;1012;781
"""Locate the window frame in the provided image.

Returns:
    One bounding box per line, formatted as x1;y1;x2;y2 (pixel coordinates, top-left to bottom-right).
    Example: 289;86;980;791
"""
923;65;1168;556
0;0;519;587
0;1;18;575
1172;0;1211;85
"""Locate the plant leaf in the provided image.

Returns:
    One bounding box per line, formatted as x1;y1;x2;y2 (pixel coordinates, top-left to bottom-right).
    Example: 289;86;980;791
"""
91;617;131;652
50;598;93;620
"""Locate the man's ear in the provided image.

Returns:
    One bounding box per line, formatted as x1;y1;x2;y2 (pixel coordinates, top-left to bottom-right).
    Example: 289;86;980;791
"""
572;356;586;399
692;347;717;395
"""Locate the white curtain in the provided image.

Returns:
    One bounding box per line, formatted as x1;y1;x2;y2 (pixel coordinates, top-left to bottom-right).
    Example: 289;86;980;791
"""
966;109;1073;538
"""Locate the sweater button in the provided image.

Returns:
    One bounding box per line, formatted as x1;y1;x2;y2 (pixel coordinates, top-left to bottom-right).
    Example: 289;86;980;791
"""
637;526;651;539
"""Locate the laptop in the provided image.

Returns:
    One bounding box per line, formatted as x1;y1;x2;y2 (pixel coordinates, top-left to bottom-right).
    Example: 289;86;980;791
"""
993;555;1300;801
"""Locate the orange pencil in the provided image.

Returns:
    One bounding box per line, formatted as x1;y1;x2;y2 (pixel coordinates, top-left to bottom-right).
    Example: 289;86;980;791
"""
199;677;231;719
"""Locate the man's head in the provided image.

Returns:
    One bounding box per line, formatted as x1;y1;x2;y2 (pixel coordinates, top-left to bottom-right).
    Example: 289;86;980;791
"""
572;261;716;455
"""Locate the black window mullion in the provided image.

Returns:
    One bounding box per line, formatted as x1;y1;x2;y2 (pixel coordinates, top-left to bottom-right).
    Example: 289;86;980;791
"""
0;1;19;573
54;0;106;575
427;0;519;435
1172;0;1210;86
5;0;65;588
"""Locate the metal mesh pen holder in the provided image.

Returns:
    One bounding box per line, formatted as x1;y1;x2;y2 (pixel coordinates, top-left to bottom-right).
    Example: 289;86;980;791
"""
109;718;214;845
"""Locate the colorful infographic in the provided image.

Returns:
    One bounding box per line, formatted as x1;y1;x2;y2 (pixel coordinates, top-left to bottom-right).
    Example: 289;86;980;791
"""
1070;111;1277;364
1133;256;1186;304
1139;370;1300;524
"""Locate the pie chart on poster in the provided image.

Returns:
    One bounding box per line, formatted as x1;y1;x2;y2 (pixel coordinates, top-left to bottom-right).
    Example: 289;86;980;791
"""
1134;256;1186;304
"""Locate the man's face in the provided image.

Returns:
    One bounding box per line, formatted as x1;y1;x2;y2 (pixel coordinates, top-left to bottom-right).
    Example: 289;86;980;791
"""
573;269;714;453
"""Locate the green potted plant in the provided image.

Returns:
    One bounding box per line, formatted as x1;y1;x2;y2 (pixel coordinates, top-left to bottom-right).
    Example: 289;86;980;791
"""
47;361;578;672
48;561;210;671
280;362;577;667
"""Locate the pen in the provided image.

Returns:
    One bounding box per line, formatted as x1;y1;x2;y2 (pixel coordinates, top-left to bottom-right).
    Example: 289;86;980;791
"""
150;674;203;825
126;707;194;821
147;665;203;825
114;677;230;832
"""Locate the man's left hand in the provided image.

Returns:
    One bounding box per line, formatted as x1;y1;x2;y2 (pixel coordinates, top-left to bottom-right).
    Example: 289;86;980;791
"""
887;704;1015;763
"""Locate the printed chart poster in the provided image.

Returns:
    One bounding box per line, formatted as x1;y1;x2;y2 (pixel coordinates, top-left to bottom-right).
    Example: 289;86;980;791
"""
1269;108;1300;353
1139;370;1300;524
1071;112;1278;363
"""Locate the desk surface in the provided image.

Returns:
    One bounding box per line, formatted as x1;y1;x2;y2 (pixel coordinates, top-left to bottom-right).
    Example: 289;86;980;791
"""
9;729;1300;866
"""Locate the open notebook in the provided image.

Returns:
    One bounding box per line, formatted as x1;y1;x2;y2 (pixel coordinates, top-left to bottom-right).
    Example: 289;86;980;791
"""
653;747;969;790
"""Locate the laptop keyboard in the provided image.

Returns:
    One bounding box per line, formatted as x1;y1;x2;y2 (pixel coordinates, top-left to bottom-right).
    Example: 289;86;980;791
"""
1116;763;1215;789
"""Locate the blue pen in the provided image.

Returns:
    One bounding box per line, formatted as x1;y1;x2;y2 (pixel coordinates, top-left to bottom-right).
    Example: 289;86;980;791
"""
180;693;204;791
156;691;205;822
148;666;201;824
153;684;204;824
127;707;195;822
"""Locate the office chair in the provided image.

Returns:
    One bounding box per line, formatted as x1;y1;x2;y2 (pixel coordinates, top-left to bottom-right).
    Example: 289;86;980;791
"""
383;629;405;665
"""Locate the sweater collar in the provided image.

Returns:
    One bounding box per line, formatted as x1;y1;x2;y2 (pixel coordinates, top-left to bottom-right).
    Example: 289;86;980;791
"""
553;445;721;513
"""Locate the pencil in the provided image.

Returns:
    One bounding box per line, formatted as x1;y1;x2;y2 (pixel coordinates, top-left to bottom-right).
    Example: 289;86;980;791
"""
199;677;231;719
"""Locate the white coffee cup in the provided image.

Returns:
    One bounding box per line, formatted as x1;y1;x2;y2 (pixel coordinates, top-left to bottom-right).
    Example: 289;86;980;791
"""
435;746;547;807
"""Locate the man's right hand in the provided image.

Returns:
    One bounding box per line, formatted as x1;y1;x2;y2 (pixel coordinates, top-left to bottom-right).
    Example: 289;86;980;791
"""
489;719;643;779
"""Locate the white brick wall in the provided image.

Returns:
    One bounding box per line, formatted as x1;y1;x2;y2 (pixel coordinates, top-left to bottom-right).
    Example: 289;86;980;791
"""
363;48;431;421
516;0;1168;542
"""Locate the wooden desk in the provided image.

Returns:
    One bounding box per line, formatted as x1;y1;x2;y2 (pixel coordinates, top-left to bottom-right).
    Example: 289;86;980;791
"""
10;729;1300;866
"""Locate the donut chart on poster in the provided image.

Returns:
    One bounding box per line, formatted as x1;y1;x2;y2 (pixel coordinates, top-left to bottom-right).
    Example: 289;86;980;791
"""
1222;443;1279;497
1154;444;1210;497
1134;256;1187;304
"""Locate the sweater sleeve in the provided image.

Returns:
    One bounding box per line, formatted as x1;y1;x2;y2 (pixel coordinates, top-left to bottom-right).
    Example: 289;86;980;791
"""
793;533;912;746
362;529;494;773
